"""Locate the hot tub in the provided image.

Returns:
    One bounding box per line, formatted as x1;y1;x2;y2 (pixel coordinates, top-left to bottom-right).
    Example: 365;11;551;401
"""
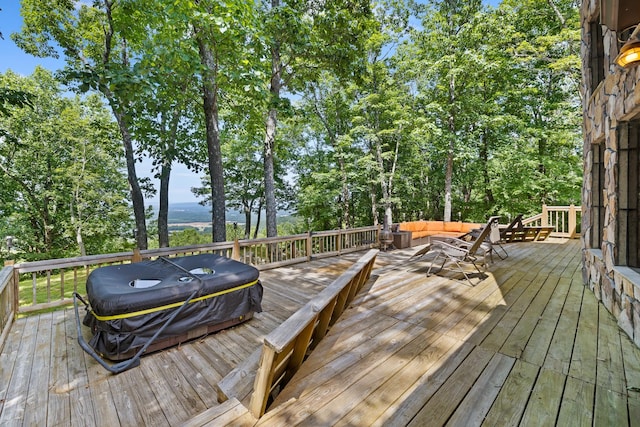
81;253;262;360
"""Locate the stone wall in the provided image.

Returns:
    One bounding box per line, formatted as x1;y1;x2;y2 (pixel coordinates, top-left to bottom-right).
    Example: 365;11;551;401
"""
581;1;640;347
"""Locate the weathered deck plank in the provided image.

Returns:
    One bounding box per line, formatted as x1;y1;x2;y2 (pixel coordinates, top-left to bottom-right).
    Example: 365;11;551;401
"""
23;312;52;427
519;367;566;425
47;310;71;427
556;376;595;426
519;276;571;366
64;307;97;427
543;275;585;374
569;278;599;384
445;352;515;427
0;314;39;425
333;333;461;426
481;359;539;426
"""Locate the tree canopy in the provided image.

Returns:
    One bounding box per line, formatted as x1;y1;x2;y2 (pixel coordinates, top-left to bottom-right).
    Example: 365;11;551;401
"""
1;0;582;258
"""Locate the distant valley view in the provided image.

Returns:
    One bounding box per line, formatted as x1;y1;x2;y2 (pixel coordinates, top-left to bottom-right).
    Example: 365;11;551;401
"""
154;202;296;233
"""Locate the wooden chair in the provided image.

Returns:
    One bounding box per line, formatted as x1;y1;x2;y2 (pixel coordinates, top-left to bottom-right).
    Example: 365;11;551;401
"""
499;214;524;243
426;216;500;286
500;215;554;242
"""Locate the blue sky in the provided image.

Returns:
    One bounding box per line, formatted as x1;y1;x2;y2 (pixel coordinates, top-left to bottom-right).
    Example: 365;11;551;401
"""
1;0;502;205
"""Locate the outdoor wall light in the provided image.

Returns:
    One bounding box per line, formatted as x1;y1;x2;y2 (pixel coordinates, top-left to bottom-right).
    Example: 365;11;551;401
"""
616;33;640;67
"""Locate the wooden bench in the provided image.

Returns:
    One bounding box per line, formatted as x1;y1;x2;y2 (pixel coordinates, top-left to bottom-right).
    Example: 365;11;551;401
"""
214;249;379;419
502;226;555;242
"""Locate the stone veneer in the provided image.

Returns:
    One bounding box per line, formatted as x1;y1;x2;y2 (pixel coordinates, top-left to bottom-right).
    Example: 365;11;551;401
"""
581;1;640;348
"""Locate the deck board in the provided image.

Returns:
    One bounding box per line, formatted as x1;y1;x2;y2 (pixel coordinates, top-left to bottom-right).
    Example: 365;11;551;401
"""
2;239;640;426
556;376;594;427
519;367;566;426
445;352;515;427
481;359;539;426
24;312;52;427
407;345;495;426
47;310;71;427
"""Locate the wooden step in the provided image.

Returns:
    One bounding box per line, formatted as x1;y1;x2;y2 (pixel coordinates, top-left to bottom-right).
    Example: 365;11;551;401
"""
181;397;255;427
214;347;262;404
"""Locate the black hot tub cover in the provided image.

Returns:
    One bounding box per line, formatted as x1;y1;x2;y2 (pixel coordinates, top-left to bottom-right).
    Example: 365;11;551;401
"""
82;253;262;359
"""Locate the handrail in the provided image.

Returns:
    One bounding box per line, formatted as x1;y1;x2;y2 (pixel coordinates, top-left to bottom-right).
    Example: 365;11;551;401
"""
3;205;581;318
522;204;581;238
0;265;17;353
9;226;379;314
248;249;378;418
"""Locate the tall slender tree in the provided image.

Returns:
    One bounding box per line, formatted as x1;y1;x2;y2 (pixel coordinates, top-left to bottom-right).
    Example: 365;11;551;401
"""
259;0;373;237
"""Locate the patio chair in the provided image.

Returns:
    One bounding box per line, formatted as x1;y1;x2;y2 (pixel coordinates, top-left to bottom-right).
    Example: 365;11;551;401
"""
426;216;500;286
461;215;508;260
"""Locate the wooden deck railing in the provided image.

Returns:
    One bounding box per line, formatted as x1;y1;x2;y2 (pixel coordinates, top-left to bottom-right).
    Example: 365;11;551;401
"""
523;204;581;238
248;249;378;418
0;266;16;354
5;226;379;316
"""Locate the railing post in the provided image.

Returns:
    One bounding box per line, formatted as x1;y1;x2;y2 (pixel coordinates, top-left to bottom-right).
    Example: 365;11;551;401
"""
232;238;240;261
6;261;19;320
132;248;142;263
306;231;312;262
568;204;577;238
541;204;549;227
337;230;342;255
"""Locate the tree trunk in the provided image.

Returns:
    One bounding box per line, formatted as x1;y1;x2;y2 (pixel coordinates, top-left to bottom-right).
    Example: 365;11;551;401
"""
76;224;86;257
254;199;263;239
339;156;350;229
102;1;147;249
197;36;226;242
114;110;148;249
243;203;252;239
158;162;171;248
480;129;494;209
263;0;282;238
370;182;378;227
443;74;456;222
264;107;278;238
157;109;181;248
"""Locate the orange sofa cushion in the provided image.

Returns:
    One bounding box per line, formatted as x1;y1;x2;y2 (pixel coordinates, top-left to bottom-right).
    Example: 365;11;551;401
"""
443;222;461;232
460;222;482;232
399;220;483;240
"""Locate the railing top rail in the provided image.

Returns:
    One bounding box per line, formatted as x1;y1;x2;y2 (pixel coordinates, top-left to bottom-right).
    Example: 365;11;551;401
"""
14;251;135;272
0;266;13;294
11;225;379;274
522;213;542;225
544;205;582;210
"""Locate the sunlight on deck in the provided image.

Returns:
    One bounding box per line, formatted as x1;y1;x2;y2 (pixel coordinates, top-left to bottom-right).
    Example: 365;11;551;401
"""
1;239;639;426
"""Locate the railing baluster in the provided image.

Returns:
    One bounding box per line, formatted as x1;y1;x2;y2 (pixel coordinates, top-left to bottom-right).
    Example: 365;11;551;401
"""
60;269;65;301
32;273;37;306
10;226;378;313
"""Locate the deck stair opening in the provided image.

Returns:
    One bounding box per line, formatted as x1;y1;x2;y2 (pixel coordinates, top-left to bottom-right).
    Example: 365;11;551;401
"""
213;249;379;419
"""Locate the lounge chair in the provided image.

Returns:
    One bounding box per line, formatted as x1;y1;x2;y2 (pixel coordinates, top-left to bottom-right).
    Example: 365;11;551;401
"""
462;215;508;260
426;216;500;286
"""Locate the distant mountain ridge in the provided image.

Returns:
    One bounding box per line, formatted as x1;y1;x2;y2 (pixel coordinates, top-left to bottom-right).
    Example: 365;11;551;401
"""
151;202;289;225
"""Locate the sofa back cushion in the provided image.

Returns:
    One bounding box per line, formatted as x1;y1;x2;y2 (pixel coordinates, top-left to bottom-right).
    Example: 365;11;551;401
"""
443;222;462;232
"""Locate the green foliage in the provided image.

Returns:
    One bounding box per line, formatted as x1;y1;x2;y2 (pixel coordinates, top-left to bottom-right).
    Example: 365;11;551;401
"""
4;0;583;262
0;69;133;258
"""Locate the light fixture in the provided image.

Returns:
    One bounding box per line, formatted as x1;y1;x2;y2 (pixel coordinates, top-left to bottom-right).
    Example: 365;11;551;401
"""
616;27;640;67
601;0;639;32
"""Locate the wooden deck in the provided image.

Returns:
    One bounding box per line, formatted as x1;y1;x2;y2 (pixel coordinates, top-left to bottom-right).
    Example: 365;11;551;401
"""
1;239;640;426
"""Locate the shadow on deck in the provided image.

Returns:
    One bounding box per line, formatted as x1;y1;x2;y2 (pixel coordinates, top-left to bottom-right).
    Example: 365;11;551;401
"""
1;239;639;426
